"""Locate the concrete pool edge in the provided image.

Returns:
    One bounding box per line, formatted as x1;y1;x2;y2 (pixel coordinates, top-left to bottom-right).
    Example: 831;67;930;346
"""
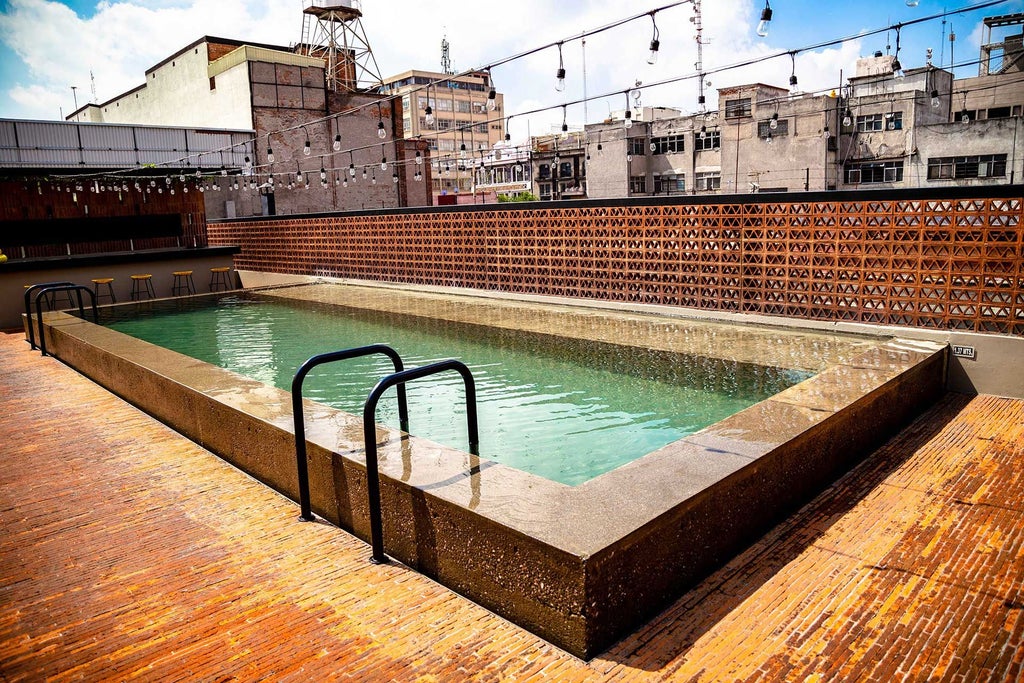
32;297;947;658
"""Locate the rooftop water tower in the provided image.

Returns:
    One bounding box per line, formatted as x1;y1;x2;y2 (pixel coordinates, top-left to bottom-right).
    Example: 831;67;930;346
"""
299;0;383;92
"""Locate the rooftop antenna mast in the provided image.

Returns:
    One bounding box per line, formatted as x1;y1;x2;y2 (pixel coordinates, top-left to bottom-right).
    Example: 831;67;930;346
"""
299;0;383;92
441;31;454;75
693;0;707;111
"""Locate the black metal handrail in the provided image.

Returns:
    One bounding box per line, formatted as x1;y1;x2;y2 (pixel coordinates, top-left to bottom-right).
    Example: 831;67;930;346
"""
362;359;479;564
23;281;74;350
34;285;98;357
292;345;409;522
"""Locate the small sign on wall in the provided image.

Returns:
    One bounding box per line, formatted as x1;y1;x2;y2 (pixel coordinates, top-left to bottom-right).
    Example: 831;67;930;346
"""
952;344;976;360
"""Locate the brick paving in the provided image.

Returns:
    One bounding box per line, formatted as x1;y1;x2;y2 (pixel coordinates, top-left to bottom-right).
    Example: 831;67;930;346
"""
1;330;1022;681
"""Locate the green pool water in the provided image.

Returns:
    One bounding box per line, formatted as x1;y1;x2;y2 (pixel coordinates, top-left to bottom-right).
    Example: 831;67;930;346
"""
105;295;811;485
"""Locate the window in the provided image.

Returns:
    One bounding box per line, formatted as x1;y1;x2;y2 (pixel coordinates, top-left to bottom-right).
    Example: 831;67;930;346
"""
538;164;551;179
628;138;647;156
695;130;721;151
651;135;685;154
856;112;902;132
725;97;752;118
629;175;647;194
845;161;904;184
559;161;573;178
654;173;685;194
757;119;789;138
539;182;552;200
927;154;1007;180
695;171;721;191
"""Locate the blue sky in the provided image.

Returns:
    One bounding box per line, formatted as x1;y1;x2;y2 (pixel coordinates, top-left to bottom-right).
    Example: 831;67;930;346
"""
1;0;1021;139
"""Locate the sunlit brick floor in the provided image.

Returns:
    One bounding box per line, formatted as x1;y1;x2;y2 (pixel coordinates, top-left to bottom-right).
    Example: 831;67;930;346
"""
2;330;1021;681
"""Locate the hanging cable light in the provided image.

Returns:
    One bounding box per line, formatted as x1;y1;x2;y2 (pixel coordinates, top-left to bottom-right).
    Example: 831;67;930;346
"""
295;162;303;185
556;42;566;92
487;68;498;112
333;119;342;152
424;83;435;127
302;125;311;156
561;105;568;133
769;111;779;130
756;0;772;37
891;25;905;80
843;108;853;127
380;143;388;171
266;133;274;164
377;103;387;139
623;91;633;129
789;52;798;89
349;151;356;177
647;12;661;65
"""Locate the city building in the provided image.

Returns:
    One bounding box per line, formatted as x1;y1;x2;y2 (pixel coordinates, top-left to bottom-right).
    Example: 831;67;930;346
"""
474;141;532;202
531;131;587;201
67;34;431;216
381;69;504;203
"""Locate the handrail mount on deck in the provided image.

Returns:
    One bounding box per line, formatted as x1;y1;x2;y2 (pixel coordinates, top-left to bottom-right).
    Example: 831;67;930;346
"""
292;345;409;522
33;285;98;357
363;359;479;564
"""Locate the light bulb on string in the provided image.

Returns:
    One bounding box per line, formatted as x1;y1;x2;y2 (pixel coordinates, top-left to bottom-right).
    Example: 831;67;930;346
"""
930;90;941;108
769;112;779;130
788;52;798;90
320;166;327;183
623;91;633;129
906;0;919;6
647;12;660;64
377;103;387;139
756;0;772;37
415;150;422;165
486;67;497;111
843;109;853;127
333;133;342;152
555;43;566;92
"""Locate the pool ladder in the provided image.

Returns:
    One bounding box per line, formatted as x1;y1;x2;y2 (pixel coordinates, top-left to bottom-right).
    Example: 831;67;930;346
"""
292;345;479;564
24;283;99;356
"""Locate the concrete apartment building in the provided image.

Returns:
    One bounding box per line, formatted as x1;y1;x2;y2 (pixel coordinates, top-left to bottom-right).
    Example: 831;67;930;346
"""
381;69;504;203
539;12;1022;201
68;36;431;216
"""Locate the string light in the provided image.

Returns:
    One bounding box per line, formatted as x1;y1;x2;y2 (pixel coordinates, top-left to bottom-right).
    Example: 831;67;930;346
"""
891;26;905;80
302;125;311;155
623;92;633;129
377;103;387;139
556;43;566;92
789;52;798;89
487;68;498;111
647;12;661;64
265;133;275;164
424;83;435;126
333;131;342;152
757;0;772;37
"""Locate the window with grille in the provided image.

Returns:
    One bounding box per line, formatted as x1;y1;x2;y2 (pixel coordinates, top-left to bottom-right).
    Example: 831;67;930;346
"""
695;130;721;151
725;98;752;118
928;154;1007;180
654;174;685;194
844;161;904;184
628;138;647;156
651;135;685;154
629;175;647;193
695;171;721;191
757;119;789;138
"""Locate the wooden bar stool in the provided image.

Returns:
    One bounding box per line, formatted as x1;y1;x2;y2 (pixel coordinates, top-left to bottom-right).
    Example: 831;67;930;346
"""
130;274;155;301
209;266;232;292
92;277;116;304
171;270;196;296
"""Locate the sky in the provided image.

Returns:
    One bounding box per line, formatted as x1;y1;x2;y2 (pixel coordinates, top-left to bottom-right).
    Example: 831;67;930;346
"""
1;0;1022;142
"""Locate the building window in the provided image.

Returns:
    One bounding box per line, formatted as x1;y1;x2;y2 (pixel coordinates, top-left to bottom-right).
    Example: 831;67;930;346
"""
654;173;685;194
539;182;552;200
695;171;721;191
651;134;685;154
629;175;647;193
627;138;647;156
757;119;790;138
927;154;1007;180
538;164;551;179
856;112;902;132
725;97;752;118
695;130;721;151
559;161;573;178
845;161;904;184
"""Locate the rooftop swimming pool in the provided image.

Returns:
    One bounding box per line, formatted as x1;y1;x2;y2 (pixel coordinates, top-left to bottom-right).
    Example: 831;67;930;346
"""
106;293;811;485
40;280;946;658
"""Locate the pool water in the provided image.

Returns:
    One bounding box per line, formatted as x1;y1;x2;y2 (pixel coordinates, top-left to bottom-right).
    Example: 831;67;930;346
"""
106;295;812;485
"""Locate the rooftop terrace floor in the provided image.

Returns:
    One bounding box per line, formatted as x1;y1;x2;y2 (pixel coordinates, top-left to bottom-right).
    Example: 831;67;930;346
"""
1;329;1022;681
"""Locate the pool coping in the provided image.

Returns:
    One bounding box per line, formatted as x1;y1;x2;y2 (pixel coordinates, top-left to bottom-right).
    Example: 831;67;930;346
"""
32;286;948;658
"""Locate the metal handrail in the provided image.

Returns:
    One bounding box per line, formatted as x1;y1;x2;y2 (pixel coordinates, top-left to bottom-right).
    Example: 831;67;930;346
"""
34;285;98;357
23;281;74;350
292;345;409;522
362;359;479;564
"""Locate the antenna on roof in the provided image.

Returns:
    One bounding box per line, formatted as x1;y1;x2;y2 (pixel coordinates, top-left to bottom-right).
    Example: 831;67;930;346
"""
441;30;453;75
90;71;97;103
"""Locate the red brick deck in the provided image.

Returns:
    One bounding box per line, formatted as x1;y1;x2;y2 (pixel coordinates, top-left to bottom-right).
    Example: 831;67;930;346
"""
1;330;1022;681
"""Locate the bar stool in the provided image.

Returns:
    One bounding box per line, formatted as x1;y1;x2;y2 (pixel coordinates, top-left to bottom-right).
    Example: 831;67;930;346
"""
130;274;156;301
171;270;196;296
209;266;232;292
92;277;116;304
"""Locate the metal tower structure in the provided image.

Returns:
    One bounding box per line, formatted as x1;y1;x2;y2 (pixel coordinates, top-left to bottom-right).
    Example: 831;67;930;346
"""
300;0;383;92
